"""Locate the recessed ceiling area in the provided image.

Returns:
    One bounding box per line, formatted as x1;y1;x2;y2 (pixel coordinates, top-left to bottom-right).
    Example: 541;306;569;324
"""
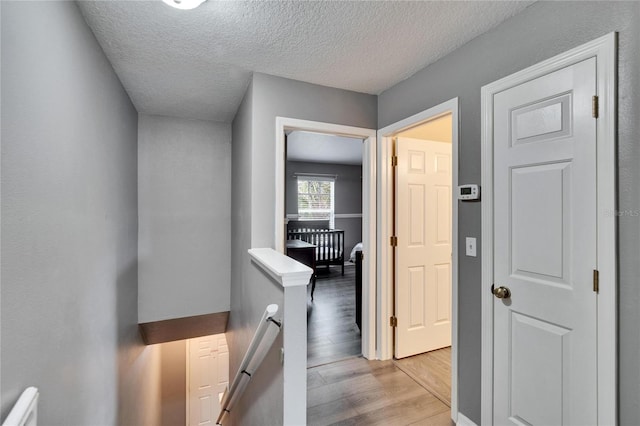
287;131;363;165
77;1;534;122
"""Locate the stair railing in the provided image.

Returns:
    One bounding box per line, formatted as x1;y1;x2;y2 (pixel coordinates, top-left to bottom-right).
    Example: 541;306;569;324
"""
216;304;281;425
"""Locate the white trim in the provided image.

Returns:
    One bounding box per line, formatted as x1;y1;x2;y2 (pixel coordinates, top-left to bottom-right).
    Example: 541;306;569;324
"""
248;248;313;288
480;32;617;425
456;412;478;426
275;117;377;360
286;213;362;220
377;98;460;417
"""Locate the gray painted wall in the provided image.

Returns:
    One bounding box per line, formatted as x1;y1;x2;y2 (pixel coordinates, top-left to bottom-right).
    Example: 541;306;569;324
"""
230;260;285;426
228;80;255;423
138;115;231;322
251;73;377;248
285;161;363;255
1;2;160;424
160;340;186;426
378;2;640;423
227;75;376;424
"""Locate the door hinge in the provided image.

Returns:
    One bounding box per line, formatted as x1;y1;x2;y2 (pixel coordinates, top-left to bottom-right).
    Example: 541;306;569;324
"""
390;236;398;246
592;95;599;118
360;252;364;261
390;316;397;327
391;156;398;167
593;269;599;293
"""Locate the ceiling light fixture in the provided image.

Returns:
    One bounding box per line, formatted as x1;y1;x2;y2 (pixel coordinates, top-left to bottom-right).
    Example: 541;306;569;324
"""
162;0;206;10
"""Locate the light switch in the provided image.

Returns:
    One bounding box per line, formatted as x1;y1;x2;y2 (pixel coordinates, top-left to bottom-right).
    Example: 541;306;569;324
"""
466;237;477;257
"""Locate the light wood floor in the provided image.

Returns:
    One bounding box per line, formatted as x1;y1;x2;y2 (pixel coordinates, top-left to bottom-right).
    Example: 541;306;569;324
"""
307;356;452;426
307;264;361;367
394;347;452;407
307;265;453;425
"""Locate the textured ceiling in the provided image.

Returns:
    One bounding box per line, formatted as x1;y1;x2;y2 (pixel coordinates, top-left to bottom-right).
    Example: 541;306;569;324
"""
287;131;363;165
78;1;534;122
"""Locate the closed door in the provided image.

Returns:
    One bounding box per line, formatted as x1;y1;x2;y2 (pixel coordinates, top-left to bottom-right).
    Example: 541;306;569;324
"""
395;137;452;359
492;57;597;424
188;334;229;426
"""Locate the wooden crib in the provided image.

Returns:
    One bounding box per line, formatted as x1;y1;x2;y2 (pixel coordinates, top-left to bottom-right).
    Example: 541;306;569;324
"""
286;220;345;275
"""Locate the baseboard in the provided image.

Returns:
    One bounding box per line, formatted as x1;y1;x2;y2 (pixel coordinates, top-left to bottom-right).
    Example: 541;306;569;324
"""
456;412;478;426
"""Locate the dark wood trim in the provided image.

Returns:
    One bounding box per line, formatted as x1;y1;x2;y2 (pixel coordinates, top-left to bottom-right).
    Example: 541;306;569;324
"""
139;311;229;345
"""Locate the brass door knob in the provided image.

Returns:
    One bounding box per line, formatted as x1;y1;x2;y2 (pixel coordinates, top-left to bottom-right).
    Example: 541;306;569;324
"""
492;286;511;299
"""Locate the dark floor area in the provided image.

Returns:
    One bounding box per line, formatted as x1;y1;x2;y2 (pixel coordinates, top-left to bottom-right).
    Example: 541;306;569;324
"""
307;264;361;367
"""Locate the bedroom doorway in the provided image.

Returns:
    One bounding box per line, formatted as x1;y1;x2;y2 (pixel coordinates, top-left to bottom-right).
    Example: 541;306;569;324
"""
378;98;459;416
275;118;377;362
284;130;365;367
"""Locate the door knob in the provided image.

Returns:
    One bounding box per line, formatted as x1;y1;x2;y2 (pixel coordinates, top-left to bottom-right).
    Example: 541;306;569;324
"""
492;285;511;299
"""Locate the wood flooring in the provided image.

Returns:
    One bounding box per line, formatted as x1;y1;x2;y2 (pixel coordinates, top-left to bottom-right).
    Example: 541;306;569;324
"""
307;264;453;425
307;264;361;367
393;347;452;407
307;357;452;426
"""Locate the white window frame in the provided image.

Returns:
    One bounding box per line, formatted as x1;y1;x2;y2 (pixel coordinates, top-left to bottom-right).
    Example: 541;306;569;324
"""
296;175;335;228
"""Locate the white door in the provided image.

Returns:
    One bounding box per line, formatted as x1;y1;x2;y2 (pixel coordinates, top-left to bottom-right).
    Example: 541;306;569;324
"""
493;57;597;424
188;334;229;426
395;137;452;359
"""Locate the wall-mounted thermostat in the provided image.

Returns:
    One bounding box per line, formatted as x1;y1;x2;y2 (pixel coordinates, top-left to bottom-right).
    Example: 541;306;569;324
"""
458;184;480;201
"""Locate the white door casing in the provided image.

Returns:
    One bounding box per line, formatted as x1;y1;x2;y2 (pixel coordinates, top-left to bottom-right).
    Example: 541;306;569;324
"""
395;137;452;359
481;33;617;425
187;334;229;426
377;98;459;419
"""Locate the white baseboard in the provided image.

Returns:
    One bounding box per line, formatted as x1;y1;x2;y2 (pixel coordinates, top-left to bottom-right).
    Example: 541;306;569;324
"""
456;412;478;426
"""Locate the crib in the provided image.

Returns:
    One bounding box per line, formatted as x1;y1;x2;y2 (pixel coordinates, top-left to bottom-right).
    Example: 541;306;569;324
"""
286;220;345;276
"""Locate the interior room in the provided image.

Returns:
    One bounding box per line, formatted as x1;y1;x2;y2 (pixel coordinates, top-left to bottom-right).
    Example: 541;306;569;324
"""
284;130;365;367
2;1;639;426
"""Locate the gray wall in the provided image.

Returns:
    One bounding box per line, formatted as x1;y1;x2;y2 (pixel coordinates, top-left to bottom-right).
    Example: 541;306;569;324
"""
252;73;377;248
1;2;160;424
138;115;231;323
378;2;640;423
230;260;285;426
227;74;376;423
160;340;187;426
285;161;363;255
228;80;255;423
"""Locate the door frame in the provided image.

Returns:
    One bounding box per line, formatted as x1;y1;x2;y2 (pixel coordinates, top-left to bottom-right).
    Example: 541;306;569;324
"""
480;32;617;425
275;117;377;360
377;97;459;420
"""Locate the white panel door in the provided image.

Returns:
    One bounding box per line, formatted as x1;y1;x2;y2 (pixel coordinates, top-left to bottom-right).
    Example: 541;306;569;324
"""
188;334;229;426
493;58;597;425
395;137;452;359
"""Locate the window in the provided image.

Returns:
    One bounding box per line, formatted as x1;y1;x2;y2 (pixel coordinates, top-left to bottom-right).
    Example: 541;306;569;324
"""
297;176;335;228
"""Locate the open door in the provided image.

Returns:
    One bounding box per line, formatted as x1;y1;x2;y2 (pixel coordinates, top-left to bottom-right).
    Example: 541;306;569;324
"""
394;137;452;359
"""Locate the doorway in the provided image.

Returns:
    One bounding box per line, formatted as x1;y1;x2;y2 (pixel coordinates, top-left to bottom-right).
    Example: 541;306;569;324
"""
275;117;377;360
284;130;365;366
378;98;459;418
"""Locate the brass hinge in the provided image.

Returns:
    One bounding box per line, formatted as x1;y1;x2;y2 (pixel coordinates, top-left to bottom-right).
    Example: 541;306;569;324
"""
593;269;599;293
592;95;599;119
390;316;397;327
360;252;364;261
390;236;398;246
391;156;398;167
